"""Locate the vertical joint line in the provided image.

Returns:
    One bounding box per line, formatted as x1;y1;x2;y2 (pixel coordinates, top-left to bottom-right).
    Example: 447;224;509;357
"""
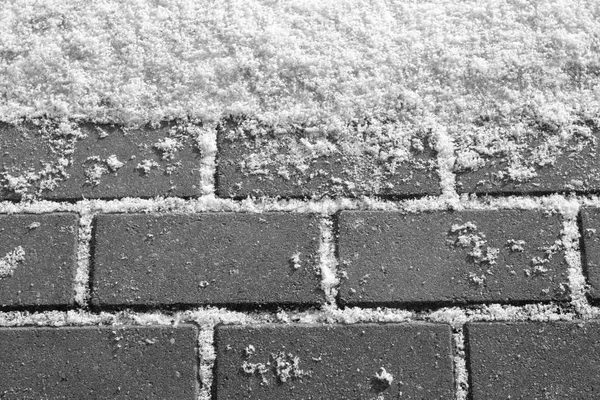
197;325;216;400
432;123;459;204
74;206;94;307
562;201;593;318
196;122;218;197
453;326;469;400
318;215;339;308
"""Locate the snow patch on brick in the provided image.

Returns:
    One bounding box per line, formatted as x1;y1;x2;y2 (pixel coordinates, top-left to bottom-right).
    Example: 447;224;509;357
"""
0;246;25;279
0;119;85;200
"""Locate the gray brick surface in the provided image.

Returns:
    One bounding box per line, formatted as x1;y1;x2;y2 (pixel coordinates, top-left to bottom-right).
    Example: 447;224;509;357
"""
455;128;600;194
91;213;323;307
0;121;200;200
0;213;78;307
0;325;198;399
214;323;454;399
337;210;569;305
216;119;439;198
466;321;600;400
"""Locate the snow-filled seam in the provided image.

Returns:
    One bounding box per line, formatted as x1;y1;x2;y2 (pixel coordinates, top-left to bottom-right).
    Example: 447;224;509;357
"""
318;216;339;308
196;123;217;196
561;202;597;318
3;302;600;328
452;327;469;400
0;193;593;215
432;122;459;206
197;325;215;400
74;206;93;306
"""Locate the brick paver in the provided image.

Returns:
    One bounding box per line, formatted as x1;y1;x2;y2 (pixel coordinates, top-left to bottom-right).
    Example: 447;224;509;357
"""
337;210;569;306
214;323;453;399
91;213;323;307
216;118;440;198
466;321;600;399
0;325;198;399
455;128;600;195
0;213;78;308
0;121;200;200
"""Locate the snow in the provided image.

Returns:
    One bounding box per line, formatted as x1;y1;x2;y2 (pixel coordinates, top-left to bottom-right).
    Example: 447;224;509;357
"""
2;0;597;127
318;217;338;305
373;367;393;387
0;246;25;279
453;329;468;400
74;208;92;306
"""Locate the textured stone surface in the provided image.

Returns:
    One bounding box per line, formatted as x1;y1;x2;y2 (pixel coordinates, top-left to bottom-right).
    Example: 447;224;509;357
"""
579;207;600;300
337;210;569;306
214;323;453;399
0;121;201;200
0;213;78;308
0;325;198;399
216;118;440;198
91;213;323;307
455;125;600;195
466;321;600;400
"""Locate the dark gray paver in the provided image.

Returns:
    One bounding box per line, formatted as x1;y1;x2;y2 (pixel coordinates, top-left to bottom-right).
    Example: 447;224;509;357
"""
0;121;201;200
0;122;50;201
337;210;569;306
579;207;600;299
214;323;453;399
0;213;78;307
217;118;440;198
91;213;323;307
455;123;600;194
0;325;198;399
466;321;600;400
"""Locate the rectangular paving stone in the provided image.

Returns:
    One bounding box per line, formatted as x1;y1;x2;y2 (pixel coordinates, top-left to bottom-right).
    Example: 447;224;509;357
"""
91;213;323;307
216;118;440;198
214;323;453;399
337;210;569;306
0;325;198;399
579;207;600;300
0;213;78;308
466;321;600;400
0;120;201;200
455;123;600;195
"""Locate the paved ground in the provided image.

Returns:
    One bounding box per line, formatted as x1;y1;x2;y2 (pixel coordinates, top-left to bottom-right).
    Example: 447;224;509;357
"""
2;1;600;399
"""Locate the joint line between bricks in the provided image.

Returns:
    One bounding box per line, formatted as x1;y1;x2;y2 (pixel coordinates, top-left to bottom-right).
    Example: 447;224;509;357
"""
74;207;94;307
3;301;600;327
198;123;217;197
318;215;339;308
562;201;596;318
432;122;459;203
6;192;600;216
452;326;469;400
196;324;215;400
